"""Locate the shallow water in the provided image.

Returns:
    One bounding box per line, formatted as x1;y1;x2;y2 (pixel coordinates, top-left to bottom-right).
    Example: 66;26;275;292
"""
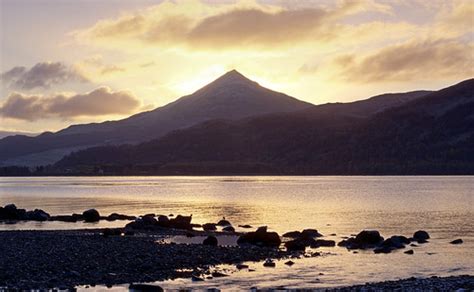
1;176;473;289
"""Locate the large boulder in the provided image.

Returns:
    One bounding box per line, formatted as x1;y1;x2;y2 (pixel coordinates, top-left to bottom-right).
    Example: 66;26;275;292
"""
82;209;101;222
168;215;192;230
338;230;384;249
237;226;281;247
355;230;384;245
413;230;430;242
217;218;231;226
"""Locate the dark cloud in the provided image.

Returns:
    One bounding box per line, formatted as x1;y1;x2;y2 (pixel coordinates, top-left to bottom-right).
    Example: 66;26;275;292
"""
1;62;89;90
0;87;140;121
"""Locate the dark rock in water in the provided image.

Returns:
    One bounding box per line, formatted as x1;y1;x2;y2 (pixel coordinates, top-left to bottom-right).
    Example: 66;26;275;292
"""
103;228;122;237
202;223;217;231
404;249;414;254
49;215;79;222
211;271;228;277
355;230;384;245
285;239;307;251
450;239;463;244
410;243;418;247
217;218;231;226
168;215;192;230
0;204;25;220
237;226;281;247
263;259;276;267
25;209;50;221
141;214;158;225
106;213;136;221
282;231;302;238
236;264;249;269
413;230;430;241
157;215;169;224
238;224;253;228
203;235;218;246
82;209;100;222
223;226;235;232
129;283;164;292
310;239;336;248
285;260;295;266
374;246;392;254
301;229;323;238
382;236;409;249
338;230;384;249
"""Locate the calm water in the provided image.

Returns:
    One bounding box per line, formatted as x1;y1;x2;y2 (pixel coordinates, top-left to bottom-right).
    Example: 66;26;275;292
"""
0;176;473;289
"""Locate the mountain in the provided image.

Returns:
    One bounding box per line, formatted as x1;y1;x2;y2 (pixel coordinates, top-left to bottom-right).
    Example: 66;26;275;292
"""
0;131;38;139
0;70;312;166
53;78;474;175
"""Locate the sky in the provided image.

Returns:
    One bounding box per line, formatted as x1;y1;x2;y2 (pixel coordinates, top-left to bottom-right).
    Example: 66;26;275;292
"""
0;0;473;133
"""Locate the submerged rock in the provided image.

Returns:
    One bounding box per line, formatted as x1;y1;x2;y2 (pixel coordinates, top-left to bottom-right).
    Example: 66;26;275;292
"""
310;239;336;248
238;224;253;229
450;239;463;244
106;213;136;221
82;209;100;222
404;249;414;255
237;226;281;247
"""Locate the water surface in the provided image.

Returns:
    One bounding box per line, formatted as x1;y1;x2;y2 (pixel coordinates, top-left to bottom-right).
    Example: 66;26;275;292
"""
1;176;473;289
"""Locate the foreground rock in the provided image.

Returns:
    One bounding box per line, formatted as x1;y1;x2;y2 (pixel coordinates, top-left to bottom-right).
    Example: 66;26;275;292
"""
237;226;281;247
0;229;286;290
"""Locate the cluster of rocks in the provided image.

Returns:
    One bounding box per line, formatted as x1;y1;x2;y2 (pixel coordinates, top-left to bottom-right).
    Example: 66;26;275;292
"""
237;226;281;247
282;229;336;251
0;204;135;223
125;214;194;230
338;230;432;253
0;204;50;221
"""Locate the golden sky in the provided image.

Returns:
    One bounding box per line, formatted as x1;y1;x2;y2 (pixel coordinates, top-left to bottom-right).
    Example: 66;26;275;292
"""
0;0;473;133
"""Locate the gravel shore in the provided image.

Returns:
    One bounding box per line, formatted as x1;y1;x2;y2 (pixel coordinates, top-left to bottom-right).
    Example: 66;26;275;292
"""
0;229;286;290
328;275;474;291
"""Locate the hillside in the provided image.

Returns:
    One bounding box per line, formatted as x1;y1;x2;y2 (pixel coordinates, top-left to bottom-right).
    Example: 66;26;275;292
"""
53;79;474;175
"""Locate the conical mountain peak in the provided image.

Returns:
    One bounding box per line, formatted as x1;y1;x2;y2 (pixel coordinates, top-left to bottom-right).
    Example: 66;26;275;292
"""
206;69;258;89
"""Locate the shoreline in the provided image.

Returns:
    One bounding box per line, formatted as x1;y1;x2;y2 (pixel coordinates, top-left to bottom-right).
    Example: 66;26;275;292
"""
1;228;472;290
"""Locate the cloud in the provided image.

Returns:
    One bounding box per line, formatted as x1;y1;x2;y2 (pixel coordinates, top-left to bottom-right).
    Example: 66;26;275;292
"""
75;0;393;50
321;39;474;83
1;62;89;90
0;87;140;121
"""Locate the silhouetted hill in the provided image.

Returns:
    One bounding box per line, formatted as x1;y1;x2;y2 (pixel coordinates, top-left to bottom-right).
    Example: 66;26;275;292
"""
54;79;474;175
0;70;312;166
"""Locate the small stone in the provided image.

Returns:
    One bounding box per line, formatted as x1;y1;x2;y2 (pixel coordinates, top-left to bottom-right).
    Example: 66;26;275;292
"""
263;259;275;267
129;283;164;291
284;260;295;266
450;239;463;244
236;264;249;269
211;271;228;277
404;249;414;255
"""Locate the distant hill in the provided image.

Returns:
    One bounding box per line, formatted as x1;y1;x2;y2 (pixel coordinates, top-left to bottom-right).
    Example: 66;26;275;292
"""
0;131;38;139
53;78;474;175
0;70;312;166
